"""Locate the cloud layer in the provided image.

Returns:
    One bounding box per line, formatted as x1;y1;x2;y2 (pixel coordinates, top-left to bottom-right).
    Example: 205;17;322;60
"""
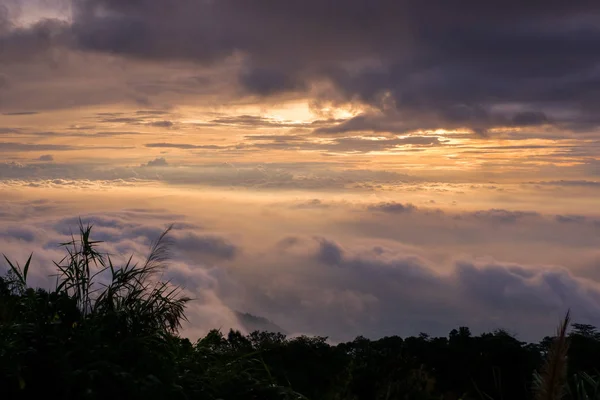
1;186;599;342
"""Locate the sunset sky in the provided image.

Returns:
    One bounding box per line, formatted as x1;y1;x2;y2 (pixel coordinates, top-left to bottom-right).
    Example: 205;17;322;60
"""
2;0;600;341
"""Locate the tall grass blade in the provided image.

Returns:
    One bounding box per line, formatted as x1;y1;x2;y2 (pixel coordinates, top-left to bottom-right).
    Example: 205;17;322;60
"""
535;310;571;400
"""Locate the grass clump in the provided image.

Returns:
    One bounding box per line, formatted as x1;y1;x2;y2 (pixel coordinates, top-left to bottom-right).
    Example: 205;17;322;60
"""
0;221;300;400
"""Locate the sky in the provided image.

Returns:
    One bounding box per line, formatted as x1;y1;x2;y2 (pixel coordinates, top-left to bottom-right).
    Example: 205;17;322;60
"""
1;0;600;342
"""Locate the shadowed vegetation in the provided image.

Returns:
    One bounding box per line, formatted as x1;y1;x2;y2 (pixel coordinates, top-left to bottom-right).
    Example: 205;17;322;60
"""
1;223;600;400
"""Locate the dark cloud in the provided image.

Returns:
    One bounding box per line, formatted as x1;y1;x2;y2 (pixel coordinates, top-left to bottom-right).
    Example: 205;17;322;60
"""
168;133;441;154
0;161;110;181
209;115;315;129
0;3;14;34
239;67;307;96
136;110;171;116
94;131;142;137
175;232;238;260
99;117;142;124
460;209;541;224
279;135;439;153
315;238;344;267
145;143;203;149
96;113;175;128
511;111;549;127
368;202;416;214
96;112;124;117
313;109;550;137
3;111;39;116
276;236;302;250
142;157;169;167
0;142;134;153
555;215;587;224
54;0;600;134
314;115;393;135
38;154;54;162
291;199;330;209
244;134;307;141
0;142;76;152
0;18;70;64
324;136;441;152
149;120;173;128
0;226;37;242
532;180;600;188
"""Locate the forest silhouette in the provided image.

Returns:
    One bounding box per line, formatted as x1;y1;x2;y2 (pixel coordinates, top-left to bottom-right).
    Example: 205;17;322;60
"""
1;223;599;400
